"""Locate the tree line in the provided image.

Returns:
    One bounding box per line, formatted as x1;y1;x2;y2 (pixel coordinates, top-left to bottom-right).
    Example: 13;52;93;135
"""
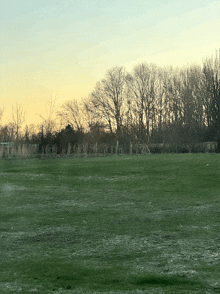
1;50;220;153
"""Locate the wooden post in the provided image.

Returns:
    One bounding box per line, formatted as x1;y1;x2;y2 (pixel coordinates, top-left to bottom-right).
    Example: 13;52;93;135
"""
111;145;114;155
116;141;119;155
77;144;81;155
67;143;71;155
52;145;57;154
21;144;26;156
93;142;98;155
17;144;21;156
83;143;88;157
136;143;139;154
130;142;132;155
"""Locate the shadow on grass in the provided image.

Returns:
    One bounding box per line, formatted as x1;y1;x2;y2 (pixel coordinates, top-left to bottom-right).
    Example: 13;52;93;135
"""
131;274;201;286
50;272;205;292
26;261;205;292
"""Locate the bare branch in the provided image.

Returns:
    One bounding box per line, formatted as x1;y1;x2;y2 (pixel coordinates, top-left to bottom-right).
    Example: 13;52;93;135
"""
57;98;87;132
37;96;58;134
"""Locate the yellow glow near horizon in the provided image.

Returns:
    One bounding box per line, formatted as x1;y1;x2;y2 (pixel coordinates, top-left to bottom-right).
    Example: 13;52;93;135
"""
1;45;220;127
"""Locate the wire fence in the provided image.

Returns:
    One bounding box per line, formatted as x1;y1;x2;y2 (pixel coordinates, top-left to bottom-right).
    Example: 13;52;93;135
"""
0;141;217;158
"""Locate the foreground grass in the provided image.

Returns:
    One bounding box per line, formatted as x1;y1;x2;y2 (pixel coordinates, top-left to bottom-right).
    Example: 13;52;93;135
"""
0;153;220;293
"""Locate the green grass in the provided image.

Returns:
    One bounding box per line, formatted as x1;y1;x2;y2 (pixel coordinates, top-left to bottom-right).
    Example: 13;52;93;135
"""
0;153;220;293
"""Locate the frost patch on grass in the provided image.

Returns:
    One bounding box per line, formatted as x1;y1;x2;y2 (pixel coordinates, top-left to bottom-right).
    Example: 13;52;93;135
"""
58;199;135;208
0;282;44;293
65;290;162;294
110;202;135;207
0;282;22;292
59;200;97;207
75;175;142;182
1;183;27;195
72;235;151;257
2;183;27;191
19;172;48;178
0;172;13;177
2;231;27;239
0;281;41;292
167;269;198;279
191;204;213;211
0;172;48;180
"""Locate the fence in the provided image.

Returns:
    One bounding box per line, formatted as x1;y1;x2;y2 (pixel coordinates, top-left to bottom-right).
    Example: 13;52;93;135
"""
149;142;218;153
0;141;218;158
0;143;38;158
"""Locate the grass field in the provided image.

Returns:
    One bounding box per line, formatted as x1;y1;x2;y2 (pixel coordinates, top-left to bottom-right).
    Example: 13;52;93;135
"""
1;154;220;293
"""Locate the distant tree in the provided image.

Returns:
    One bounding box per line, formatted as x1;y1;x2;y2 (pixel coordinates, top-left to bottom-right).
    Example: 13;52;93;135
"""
54;124;79;154
203;50;220;150
90;66;127;136
150;64;206;145
38;123;57;154
12;102;25;142
179;66;204;127
87;122;105;143
23;125;30;143
126;63;158;141
84;121;116;145
83;96;100;132
38;96;58;135
57;99;86;132
162;67;182;126
27;124;38;142
0;124;14;142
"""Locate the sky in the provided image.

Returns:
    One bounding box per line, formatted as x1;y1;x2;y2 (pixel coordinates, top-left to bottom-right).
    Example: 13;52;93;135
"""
1;0;220;126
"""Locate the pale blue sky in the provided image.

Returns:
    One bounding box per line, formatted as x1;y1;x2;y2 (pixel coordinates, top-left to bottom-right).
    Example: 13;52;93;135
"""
1;0;220;125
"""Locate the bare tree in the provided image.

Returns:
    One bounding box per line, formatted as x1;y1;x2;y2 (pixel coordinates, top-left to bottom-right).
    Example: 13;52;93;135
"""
90;66;127;135
203;49;220;146
28;124;38;140
38;96;58;135
12;102;25;141
157;65;206;144
57;98;86;131
126;63;157;140
83;96;97;130
162;67;181;126
0;123;15;142
23;125;29;142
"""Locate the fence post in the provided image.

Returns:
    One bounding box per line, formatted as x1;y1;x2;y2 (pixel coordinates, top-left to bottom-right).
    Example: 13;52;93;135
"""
21;144;26;156
93;142;98;155
61;147;66;155
67;143;71;155
17;144;21;156
52;145;57;155
130;142;132;155
83;143;88;157
116;141;119;155
136;143;139;154
111;145;114;155
77;144;81;156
